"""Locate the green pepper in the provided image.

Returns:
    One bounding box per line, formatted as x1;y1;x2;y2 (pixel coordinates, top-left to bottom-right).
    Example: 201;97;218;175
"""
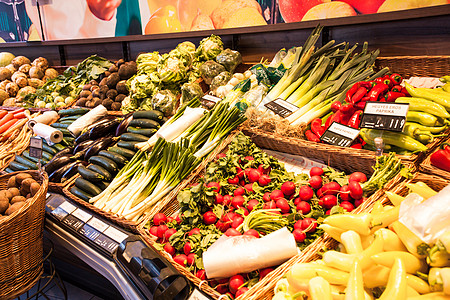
405;83;450;111
404;122;447;134
396;97;450;118
406;111;447;127
360;128;428;152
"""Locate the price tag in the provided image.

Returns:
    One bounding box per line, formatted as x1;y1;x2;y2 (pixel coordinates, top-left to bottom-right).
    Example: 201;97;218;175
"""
29;136;43;159
51;207;69;221
104;226;129;244
201;94;222;109
79;224;101;241
188;289;211;300
94;234;119;254
320;122;360;147
360;102;409;132
87;217;109;233
58;201;77;214
71;208;92;223
265;98;299;118
62;215;84;231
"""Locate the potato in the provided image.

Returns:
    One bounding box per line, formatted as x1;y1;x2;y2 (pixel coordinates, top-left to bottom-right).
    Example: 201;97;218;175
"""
30;182;40;196
7;187;20;198
5;201;25;215
26;193;32;199
76;98;87;107
11;195;26;204
21;178;35;194
0;198;8;214
99;77;108;86
15;173;32;185
111;102;121;111
1;190;12;200
79;90;91;98
7;176;16;188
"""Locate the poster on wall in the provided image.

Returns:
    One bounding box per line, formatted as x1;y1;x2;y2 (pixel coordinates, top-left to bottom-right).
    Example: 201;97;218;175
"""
0;0;448;42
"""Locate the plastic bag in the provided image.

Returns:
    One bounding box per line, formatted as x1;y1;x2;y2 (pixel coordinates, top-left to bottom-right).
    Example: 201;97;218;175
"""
180;82;203;107
210;71;231;95
199;60;226;85
216;48;242;73
151;90;177;117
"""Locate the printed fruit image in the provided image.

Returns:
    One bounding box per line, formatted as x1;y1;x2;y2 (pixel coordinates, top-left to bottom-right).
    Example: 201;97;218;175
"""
190;12;215;31
144;5;182;34
222;7;267;28
210;0;263;29
302;1;357;21
177;0;221;30
377;0;449;13
339;0;386;14
146;0;178;15
278;0;329;23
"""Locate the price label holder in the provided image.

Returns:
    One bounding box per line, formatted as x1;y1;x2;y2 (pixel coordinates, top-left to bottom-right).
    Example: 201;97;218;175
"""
320;122;360;147
45;193;131;258
360;101;409;132
201;94;222;109
29;136;43;159
264;98;299;118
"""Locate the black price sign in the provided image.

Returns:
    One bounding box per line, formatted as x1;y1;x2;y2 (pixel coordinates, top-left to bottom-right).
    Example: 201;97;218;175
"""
320;122;360;147
201;94;222;109
265;98;299;118
360;102;409;132
29;136;43;159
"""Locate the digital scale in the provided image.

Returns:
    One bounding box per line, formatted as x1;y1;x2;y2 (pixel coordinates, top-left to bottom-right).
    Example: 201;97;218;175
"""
44;193;212;300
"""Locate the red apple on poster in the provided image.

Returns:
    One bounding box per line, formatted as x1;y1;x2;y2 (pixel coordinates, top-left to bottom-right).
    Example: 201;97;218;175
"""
279;0;329;23
339;0;386;14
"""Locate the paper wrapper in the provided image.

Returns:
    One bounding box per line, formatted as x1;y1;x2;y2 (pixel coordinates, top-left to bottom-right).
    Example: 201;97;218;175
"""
157;107;205;141
399;184;450;244
68;105;107;137
203;227;298;279
32;123;63;145
27;110;59;129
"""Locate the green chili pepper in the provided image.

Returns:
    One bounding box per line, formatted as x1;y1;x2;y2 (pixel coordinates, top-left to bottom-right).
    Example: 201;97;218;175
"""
406;111;447;127
404;122;447;134
360;128;428;152
396;97;450;118
405;83;450;111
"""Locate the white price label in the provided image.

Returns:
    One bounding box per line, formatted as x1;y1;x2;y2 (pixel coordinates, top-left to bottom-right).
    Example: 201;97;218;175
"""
364;102;409;117
87;217;109;233
58;201;77;214
188;289;210;300
202;94;222;103
328;122;360;140
104;226;128;243
72;208;92;223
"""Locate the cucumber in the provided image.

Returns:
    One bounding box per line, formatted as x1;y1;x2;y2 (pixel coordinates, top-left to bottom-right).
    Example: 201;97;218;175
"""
59;120;76;125
129;118;160;129
59;128;71;136
52;143;66;151
87;164;112;181
120;132;149;142
15;155;37;169
42;143;58;155
98;150;128;166
126;127;157;137
70;186;93;202
117;140;139;150
96;181;110;190
9;161;30;171
51;123;70;129
75;177;103;196
108;146;135;159
58;108;90;116
132;110;164;123
59;115;81;122
41;150;54;162
88;156;118;174
78;165;104;182
22;150;49;164
62;137;75;146
5;168;13;173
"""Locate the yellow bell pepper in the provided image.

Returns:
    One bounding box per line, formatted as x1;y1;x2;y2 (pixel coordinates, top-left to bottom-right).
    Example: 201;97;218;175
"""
341;230;363;254
345;258;364;300
427;242;450;267
406;182;437;199
378;257;407;300
309;276;332;300
371;200;384;214
287;263;350;290
428;267;450;295
370;206;400;232
371;251;428;274
319;224;345;243
391;221;430;258
438;231;450;254
385;191;405;206
323;213;372;236
406;274;431;295
378;228;408;252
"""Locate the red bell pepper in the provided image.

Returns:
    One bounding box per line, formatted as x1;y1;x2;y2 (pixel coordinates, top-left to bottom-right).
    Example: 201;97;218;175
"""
354;99;368;110
367;83;389;101
430;143;450;172
384;91;405;102
305;130;321;143
391;85;403;93
345;82;371;102
389;73;403;85
325;112;335;129
401;87;410;96
347;110;363;129
331;100;342;113
340;103;355;116
350;87;368;104
328;111;342;128
310;118;325;137
350;143;363;149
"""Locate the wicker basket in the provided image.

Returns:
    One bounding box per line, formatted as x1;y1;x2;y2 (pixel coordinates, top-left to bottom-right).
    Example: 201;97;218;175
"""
420;140;450;180
0;170;48;300
375;56;450;78
137;136;405;300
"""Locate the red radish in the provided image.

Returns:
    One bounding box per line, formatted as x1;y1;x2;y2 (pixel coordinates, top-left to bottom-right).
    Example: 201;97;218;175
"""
236;167;244;179
259;267;274;280
223;195;233;206
281;181;296;196
301;218;317;233
187;253;196;265
215;220;230;232
258;174;271;186
244;229;259;238
298;186;314;201
215;285;229;294
244;183;254;193
309;167;324;177
354;198;365;207
234;187;245;196
263;201;276;210
225;228;241;236
232;195;245;209
228;176;239;185
269;210;281;215
322;182;341;195
203;211;217;225
183;241;192;255
339;185;351;201
276;198;290;213
326;209;332;215
229;275;245;294
257;164;271;175
247;169;261;183
188;228;201;236
241;208;249;216
163;243;176;256
296;201;311;214
206;182;221;193
293;197;301;206
340;201;355;212
246;199;259;211
167;216;175;223
157;225;168;239
263;192;271;202
244;156;254;161
244;168;253;178
222;212;236;224
322;195;338;209
349;172;367;183
153;213;167;225
149;226;158;237
316;187;324;198
270;190;284;201
164;228;177;241
239;179;246;186
215;194;224;205
293;229;306;242
309;176;323;189
175;214;181;224
235;287;249;297
173;254;187;266
293;220;303;230
196;269;206;280
217;153;226;159
348;181;363;200
232;216;244;228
